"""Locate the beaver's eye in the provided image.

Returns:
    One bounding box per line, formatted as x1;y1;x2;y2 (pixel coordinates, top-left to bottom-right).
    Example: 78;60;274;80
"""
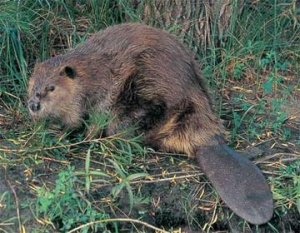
47;85;55;92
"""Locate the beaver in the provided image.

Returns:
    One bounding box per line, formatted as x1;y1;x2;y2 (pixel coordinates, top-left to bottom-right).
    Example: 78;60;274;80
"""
27;23;273;225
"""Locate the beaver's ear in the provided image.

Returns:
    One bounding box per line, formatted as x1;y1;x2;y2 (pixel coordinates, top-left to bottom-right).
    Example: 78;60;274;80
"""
60;66;76;79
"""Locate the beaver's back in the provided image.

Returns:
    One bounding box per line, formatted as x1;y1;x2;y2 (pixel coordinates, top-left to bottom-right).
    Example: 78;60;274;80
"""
76;23;188;57
71;23;209;104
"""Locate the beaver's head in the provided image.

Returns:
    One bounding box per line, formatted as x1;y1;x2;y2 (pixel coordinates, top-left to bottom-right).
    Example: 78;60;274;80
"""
28;57;83;127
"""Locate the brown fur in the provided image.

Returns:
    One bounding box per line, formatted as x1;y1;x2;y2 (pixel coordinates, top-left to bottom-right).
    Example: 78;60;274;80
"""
27;23;273;225
28;23;222;156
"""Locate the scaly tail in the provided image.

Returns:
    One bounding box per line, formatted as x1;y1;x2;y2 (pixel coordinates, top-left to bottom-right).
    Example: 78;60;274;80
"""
196;136;273;225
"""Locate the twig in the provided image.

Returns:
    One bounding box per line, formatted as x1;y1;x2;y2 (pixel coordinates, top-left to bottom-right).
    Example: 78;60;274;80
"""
130;173;203;184
67;218;170;233
6;176;22;233
42;157;69;164
255;152;300;163
92;172;204;189
252;137;276;147
0;134;127;153
0;139;90;153
148;150;188;158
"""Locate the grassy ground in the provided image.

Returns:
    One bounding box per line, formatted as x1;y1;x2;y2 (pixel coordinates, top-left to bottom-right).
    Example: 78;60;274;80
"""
1;1;300;232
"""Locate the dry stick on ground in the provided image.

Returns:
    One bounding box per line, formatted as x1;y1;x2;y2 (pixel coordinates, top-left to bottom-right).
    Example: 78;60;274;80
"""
6;174;23;233
0;133;140;153
91;173;205;190
256;152;300;163
67;218;170;233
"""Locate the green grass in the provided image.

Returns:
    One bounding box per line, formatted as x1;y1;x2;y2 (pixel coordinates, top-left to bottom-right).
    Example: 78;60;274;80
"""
1;0;300;232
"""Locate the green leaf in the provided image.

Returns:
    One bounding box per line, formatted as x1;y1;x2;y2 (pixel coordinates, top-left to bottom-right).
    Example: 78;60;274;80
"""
127;173;148;181
85;148;91;194
108;159;127;177
111;183;125;198
262;77;273;94
125;183;134;212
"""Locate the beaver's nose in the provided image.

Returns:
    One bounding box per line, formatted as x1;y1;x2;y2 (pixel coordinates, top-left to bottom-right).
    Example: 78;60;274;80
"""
28;100;41;112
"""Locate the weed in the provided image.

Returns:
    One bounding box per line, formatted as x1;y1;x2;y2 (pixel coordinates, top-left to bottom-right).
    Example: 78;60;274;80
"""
271;160;300;217
109;158;148;212
35;167;110;232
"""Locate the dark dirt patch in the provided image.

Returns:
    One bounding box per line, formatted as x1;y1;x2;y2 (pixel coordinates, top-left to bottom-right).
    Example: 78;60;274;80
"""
0;165;36;232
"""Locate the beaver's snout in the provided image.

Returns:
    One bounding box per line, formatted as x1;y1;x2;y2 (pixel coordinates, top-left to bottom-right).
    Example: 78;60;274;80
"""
28;99;41;112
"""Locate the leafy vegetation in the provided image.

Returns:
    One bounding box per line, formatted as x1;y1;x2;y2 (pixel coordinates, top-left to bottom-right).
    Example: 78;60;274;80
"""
1;0;299;232
36;167;109;232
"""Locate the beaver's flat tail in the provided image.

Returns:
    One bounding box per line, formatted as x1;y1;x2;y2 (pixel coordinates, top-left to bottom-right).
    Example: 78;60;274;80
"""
196;136;273;225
